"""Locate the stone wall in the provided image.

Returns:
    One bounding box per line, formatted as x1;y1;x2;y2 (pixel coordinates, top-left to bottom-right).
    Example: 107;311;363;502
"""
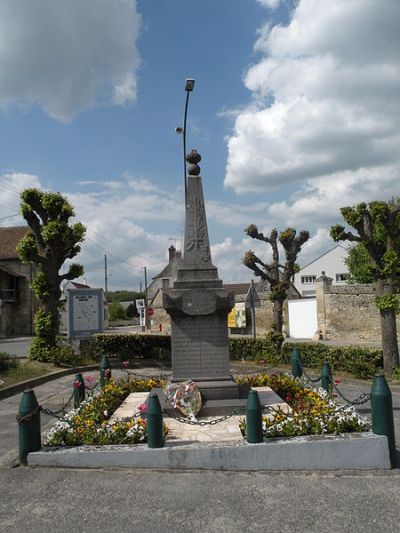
316;275;399;343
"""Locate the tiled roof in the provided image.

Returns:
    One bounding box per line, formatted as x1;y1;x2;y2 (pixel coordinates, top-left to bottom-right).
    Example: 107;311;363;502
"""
0;226;30;260
223;283;251;296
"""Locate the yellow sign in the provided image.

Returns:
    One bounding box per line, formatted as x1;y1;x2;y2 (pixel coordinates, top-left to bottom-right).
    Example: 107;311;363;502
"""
227;303;247;328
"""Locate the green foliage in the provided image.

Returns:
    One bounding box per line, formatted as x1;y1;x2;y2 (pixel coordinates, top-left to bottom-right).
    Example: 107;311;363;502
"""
108;302;127;321
88;334;171;361
107;290;144;303
33;309;54;337
392;366;400;381
29;336;55;362
125;303;137;318
345;243;375;284
375;294;400;312
0;352;19;372
18;188;86;356
229;337;382;379
29;335;83;365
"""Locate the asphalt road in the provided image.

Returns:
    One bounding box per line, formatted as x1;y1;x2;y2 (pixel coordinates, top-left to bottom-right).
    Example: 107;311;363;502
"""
1;351;400;532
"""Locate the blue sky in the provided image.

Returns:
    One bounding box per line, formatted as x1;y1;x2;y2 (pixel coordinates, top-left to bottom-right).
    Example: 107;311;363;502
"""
1;0;399;291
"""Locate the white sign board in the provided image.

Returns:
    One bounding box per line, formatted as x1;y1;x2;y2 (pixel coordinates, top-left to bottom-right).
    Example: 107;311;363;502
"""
67;289;104;339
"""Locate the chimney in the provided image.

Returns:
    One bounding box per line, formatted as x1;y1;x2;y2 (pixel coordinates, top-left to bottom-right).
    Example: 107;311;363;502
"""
168;245;176;262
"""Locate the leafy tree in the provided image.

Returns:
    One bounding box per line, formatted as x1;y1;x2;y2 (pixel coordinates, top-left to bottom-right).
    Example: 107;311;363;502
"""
125;303;137;318
107;290;144;303
109;302;127;321
243;225;309;350
17;189;86;360
330;199;400;374
345;243;375;284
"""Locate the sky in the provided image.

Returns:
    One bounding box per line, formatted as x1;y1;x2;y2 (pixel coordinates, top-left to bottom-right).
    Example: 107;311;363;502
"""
0;0;399;292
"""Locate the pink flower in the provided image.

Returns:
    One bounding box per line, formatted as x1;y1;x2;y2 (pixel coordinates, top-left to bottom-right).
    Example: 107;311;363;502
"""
138;402;148;414
73;380;81;388
85;375;94;383
122;360;129;368
104;368;111;376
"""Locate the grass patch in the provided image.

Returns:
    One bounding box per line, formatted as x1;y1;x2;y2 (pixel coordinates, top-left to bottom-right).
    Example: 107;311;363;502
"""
0;359;60;388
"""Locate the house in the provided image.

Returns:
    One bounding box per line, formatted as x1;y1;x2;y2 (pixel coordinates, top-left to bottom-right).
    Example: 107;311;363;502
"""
293;244;351;298
0;226;40;337
147;245;183;302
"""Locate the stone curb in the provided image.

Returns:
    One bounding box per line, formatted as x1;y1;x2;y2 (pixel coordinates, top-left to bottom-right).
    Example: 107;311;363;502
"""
28;432;391;471
0;365;100;401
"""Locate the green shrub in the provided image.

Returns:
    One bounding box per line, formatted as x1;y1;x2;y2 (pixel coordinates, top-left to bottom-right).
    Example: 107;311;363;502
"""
281;342;383;379
109;302;127;321
0;352;19;372
29;336;84;366
88;334;171;361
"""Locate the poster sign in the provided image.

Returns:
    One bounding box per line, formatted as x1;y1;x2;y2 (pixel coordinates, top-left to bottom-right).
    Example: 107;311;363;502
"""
227;302;247;328
67;289;104;339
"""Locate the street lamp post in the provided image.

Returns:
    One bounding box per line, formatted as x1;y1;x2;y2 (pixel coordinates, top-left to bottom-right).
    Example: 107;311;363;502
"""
177;78;195;205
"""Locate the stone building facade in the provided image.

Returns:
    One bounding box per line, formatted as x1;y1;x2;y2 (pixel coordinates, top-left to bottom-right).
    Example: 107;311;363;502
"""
0;226;40;337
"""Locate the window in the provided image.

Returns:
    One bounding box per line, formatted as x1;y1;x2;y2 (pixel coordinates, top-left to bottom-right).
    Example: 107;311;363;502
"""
301;275;316;284
302;290;316;297
161;278;170;289
335;273;349;282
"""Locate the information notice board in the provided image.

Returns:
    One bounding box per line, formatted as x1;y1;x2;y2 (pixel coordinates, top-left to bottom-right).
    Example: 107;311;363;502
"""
67;288;104;339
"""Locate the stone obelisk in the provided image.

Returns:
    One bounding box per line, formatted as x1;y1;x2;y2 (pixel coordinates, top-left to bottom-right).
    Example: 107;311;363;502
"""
163;150;238;400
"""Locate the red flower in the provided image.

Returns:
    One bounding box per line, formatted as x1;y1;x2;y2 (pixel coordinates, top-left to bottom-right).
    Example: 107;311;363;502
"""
334;379;341;385
73;380;81;388
138;402;147;413
86;375;94;383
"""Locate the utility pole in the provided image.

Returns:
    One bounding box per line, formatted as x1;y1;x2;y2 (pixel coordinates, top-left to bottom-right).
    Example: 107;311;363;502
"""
104;254;108;301
144;266;149;330
251;279;256;339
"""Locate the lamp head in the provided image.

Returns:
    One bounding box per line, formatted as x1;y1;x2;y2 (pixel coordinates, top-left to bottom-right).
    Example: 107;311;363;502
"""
185;78;195;91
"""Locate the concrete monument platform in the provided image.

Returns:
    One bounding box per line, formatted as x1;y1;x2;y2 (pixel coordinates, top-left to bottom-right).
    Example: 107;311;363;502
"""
29;391;392;470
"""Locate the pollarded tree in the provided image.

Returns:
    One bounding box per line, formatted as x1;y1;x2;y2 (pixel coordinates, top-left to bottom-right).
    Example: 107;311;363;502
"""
330;199;400;374
243;225;309;349
17;189;86;360
345;242;375;284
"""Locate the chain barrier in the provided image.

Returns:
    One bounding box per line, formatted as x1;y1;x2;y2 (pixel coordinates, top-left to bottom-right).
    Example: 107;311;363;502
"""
298;360;321;384
333;383;371;409
41;392;74;420
165;408;242;426
16;405;43;424
123;369;167;381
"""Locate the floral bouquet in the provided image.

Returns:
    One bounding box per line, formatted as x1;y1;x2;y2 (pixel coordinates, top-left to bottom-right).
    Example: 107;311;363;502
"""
165;380;202;421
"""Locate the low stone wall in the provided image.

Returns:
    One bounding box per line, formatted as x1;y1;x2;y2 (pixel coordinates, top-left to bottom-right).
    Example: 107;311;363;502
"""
316;276;399;344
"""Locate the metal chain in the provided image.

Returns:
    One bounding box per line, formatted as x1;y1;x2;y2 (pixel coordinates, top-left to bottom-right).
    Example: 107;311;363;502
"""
123;370;167;381
333;383;371;408
16;405;43;424
166;408;242;426
41;392;74;419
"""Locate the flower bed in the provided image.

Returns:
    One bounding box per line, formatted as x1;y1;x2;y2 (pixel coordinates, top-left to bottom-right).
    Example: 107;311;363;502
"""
237;372;370;438
45;372;370;446
45;376;166;447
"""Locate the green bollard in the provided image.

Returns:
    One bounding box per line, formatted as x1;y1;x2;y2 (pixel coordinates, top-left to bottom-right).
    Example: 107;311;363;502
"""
147;393;164;448
246;390;263;443
17;390;41;465
321;362;333;393
73;373;85;408
371;373;396;467
100;355;112;387
291;348;303;378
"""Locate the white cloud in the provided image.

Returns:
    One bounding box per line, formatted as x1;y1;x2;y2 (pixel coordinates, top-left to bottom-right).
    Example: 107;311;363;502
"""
224;0;400;212
0;0;141;122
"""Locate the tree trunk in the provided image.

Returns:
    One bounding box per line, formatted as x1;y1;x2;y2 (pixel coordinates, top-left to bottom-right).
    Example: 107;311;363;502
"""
380;307;399;375
376;279;399;375
272;298;284;335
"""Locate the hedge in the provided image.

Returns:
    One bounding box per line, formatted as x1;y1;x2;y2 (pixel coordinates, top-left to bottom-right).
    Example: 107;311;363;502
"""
88;334;383;379
88;334;171;361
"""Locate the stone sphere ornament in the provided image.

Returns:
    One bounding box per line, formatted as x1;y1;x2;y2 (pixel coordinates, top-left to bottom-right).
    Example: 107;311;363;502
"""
186;149;201;176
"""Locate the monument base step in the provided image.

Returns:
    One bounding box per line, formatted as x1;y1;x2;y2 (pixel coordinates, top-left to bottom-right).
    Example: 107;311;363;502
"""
150;386;287;417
